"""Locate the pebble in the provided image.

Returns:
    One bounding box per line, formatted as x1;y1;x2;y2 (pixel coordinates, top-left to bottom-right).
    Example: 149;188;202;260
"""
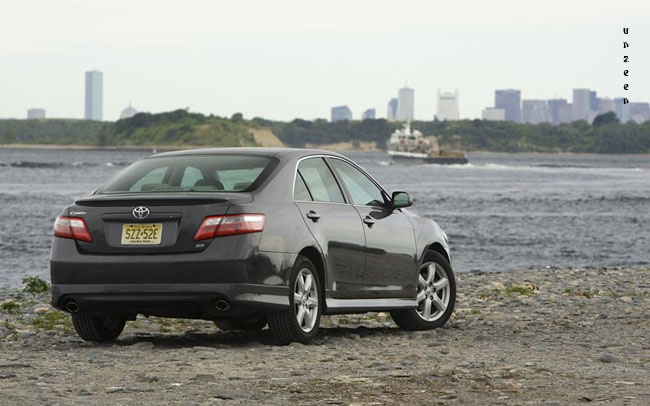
128;341;155;350
1;267;648;405
598;354;622;363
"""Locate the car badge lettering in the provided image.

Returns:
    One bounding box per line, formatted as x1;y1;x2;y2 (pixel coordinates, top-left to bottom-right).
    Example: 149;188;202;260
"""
132;206;150;219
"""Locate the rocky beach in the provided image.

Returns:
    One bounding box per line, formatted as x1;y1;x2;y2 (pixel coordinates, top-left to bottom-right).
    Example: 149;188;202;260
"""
0;267;648;405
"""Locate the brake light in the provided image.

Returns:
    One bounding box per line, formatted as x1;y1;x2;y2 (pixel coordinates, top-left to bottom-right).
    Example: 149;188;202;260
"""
53;216;93;242
194;214;265;241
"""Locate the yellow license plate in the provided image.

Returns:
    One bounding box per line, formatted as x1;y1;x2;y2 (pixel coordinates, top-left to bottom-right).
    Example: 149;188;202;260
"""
121;223;163;245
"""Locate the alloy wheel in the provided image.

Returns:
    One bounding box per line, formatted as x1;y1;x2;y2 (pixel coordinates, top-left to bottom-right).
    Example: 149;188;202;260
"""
293;267;319;332
416;261;451;322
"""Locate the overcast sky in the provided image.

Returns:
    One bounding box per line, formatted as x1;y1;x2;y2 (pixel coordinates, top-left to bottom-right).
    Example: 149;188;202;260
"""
1;0;648;121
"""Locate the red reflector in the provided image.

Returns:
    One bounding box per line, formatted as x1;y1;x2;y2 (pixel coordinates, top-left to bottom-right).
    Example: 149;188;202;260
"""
53;216;92;242
194;214;265;241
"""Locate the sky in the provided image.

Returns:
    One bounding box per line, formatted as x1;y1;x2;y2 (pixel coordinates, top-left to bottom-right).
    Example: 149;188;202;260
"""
1;0;649;121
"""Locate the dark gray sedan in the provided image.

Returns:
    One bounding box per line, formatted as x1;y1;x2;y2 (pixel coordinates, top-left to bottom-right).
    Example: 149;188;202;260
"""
50;148;455;344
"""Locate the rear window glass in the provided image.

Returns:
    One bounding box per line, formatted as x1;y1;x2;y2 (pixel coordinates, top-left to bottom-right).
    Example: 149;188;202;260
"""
99;155;272;194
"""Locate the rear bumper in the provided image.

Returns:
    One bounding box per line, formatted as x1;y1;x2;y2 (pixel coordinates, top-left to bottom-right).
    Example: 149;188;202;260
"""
52;283;289;318
50;238;295;318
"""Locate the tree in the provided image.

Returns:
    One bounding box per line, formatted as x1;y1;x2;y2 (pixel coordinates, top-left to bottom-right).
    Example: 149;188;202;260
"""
592;112;620;127
231;112;243;123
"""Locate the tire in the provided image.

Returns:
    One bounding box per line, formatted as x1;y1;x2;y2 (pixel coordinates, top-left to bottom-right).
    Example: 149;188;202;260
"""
268;255;321;345
71;314;126;342
391;250;456;331
215;313;267;331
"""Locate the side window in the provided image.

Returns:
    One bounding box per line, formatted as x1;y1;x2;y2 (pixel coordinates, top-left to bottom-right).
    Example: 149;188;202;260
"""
329;159;386;207
297;158;345;203
294;173;312;201
180;166;204;188
129;167;169;192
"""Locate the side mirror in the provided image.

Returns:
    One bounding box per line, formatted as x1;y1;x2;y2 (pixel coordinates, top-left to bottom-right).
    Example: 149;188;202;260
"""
391;191;412;208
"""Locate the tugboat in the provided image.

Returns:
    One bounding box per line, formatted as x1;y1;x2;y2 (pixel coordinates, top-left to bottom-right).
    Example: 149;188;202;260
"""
387;122;468;165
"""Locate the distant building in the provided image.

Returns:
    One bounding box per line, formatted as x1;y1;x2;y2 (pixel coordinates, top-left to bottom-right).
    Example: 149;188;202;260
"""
572;88;592;123
85;70;103;121
27;108;46;119
495;89;521;122
596;98;616;116
119;102;138;119
331;105;352;122
387;98;398;121
557;103;574;124
614;98;629;122
589;91;598;112
436;89;459;121
547;99;569;124
628;102;650;123
361;108;376;120
522;100;549;124
482;107;506;121
397;86;414;121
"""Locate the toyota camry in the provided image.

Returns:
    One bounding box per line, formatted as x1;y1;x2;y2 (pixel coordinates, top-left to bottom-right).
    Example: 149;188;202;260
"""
50;148;456;344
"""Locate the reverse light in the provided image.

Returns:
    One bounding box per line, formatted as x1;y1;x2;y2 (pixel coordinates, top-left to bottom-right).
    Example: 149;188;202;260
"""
53;216;93;242
194;214;265;241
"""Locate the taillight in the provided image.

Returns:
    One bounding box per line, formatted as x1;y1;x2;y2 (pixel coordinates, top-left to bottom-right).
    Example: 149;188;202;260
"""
194;214;265;241
53;216;93;242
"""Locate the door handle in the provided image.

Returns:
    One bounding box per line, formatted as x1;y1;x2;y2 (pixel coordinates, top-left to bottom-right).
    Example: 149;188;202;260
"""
306;210;320;222
363;215;376;226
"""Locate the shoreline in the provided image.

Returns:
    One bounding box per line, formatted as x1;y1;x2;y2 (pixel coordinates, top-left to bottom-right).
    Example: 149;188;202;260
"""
3;143;650;156
1;266;648;404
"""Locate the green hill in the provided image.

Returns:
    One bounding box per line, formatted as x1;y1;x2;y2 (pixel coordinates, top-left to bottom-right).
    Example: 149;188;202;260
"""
2;110;649;153
0;110;258;147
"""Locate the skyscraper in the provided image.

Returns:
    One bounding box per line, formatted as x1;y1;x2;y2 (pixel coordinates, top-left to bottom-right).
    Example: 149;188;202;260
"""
589;91;598;112
494;89;521;122
547;99;569;124
361;109;376;120
331;105;352;122
628;102;650;123
397;86;414;121
387;98;398;121
614;98;629;122
572;88;592;122
436;90;459;121
596;98;616;115
522;100;549;124
85;70;103;121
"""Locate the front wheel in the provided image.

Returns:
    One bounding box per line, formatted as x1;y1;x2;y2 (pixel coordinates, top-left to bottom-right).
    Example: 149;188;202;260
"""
268;255;321;345
391;250;456;330
71;314;126;342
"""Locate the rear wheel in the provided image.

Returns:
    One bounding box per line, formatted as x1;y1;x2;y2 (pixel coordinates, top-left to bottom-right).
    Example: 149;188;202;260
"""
215;313;267;331
391;250;456;330
268;255;321;345
71;314;126;342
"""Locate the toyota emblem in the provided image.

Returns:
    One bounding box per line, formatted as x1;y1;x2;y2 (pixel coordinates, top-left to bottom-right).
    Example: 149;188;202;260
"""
132;206;150;219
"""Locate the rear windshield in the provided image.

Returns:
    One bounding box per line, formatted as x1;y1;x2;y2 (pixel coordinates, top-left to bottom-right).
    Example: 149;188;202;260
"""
98;155;272;194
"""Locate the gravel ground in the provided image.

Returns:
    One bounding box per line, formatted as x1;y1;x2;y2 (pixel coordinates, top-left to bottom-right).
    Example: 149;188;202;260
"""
1;267;649;405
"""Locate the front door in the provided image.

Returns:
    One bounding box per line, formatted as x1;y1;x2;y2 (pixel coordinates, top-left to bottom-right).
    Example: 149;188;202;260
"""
294;157;366;298
327;157;417;299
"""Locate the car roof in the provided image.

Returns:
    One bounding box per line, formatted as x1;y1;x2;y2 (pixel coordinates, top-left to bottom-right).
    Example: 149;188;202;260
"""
149;147;346;161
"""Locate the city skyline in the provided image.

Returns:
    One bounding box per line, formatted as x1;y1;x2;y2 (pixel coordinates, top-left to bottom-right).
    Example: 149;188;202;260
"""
1;1;648;121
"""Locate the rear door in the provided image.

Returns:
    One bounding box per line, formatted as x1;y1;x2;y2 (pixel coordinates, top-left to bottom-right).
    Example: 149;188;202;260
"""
294;157;366;298
327;157;417;298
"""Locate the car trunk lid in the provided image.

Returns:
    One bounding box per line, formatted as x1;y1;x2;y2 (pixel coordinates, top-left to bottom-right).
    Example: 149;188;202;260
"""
70;192;252;254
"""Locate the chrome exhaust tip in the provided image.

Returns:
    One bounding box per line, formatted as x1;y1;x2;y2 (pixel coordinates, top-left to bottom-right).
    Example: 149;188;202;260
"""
65;301;79;313
215;299;231;311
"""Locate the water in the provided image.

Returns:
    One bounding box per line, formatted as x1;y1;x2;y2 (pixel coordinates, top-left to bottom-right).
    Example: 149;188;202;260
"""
1;148;648;287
